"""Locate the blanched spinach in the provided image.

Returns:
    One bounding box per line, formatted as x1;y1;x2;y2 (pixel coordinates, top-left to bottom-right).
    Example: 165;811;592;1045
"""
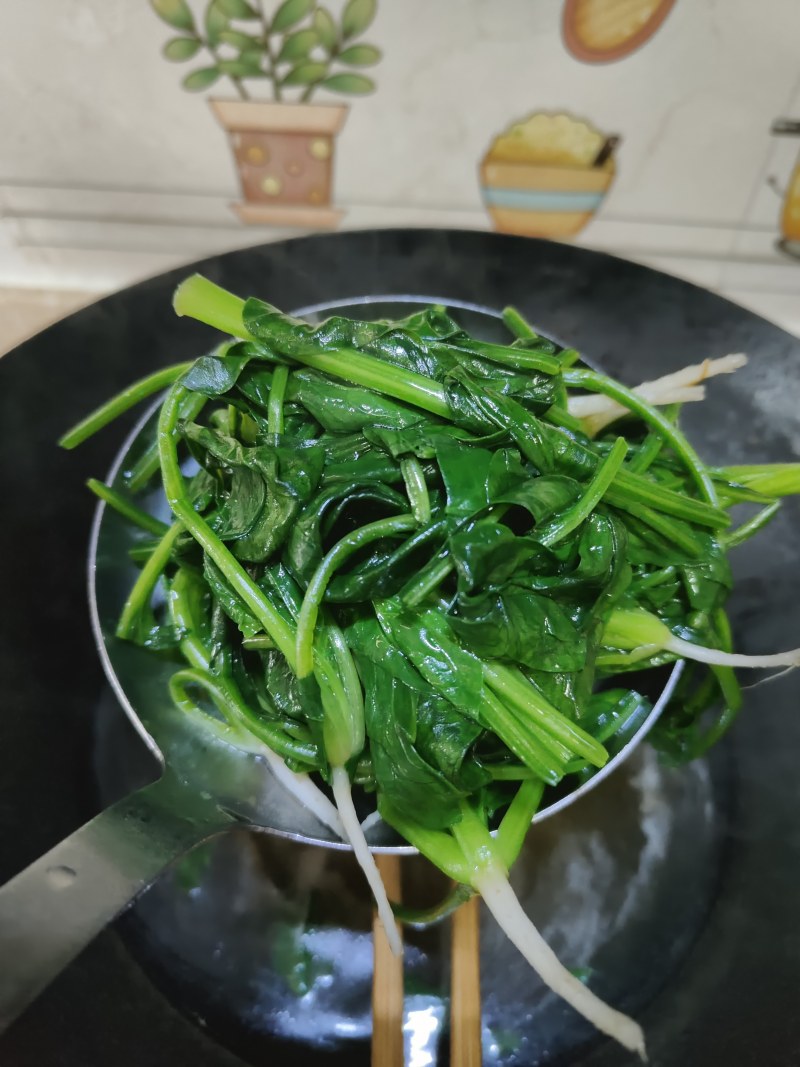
63;273;800;1057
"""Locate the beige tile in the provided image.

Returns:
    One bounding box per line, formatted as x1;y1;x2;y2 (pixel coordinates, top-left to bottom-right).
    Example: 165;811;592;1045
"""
0;288;99;357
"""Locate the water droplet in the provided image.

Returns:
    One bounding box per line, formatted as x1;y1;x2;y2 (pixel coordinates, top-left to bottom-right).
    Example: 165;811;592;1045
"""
46;865;77;890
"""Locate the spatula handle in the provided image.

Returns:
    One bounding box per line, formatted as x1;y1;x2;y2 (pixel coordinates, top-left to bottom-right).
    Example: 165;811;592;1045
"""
0;773;233;1033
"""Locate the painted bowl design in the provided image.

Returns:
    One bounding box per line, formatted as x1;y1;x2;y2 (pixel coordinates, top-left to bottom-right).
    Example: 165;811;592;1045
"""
480;112;618;239
480;158;616;239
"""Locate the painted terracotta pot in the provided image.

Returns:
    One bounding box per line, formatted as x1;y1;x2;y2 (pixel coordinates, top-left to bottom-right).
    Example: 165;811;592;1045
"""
210;99;348;227
479;157;616;239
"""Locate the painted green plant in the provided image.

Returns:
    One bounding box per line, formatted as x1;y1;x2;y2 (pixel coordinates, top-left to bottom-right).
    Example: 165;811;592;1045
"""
150;0;381;101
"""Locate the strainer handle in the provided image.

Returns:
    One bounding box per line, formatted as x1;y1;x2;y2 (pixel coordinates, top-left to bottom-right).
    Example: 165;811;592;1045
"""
0;773;233;1033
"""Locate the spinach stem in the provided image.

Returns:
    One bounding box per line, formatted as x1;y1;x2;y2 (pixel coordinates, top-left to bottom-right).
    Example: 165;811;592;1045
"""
487;764;535;781
564;368;718;505
317;623;365;763
87;479;169;537
157;384;297;664
126;391;207;493
502;306;538;340
474;867;646;1057
168;667;318;766
452;802;503;875
558;348;582;368
392;883;475;928
495;779;545;869
400;456;431;524
296;514;416;677
483;663;608;768
168;568;211;669
627;431;665;474
268;364;289;434
604;607;800;668
626;405;679;473
478;689;565;785
173;275;253;338
331;766;403;956
536;437;627;547
721;463;800;497
605;475;726;530
173;275;453;418
293;347;451;417
242;634;276;650
454;339;560;375
544;405;585;433
608;498;703;556
401;555;453;609
630;565;677;593
379;800;471;882
125;439;162;493
116;521;183;640
59;362;192;448
722;500;781;548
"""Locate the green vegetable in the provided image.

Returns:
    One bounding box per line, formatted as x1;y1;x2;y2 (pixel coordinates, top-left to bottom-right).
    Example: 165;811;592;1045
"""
62;275;800;1057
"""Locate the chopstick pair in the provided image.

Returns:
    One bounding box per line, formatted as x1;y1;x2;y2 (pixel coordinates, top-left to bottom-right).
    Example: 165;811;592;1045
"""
371;854;482;1067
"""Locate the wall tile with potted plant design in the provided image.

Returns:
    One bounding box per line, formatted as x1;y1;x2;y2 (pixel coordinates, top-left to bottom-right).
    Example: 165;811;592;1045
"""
4;0;800;335
150;0;381;227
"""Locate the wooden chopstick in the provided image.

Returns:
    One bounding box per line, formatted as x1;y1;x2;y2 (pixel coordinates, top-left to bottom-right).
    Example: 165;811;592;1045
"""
450;894;482;1067
371;853;405;1067
371;864;483;1067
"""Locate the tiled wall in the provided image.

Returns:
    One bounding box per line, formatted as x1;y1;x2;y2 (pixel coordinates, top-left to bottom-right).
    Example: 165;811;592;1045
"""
3;0;800;336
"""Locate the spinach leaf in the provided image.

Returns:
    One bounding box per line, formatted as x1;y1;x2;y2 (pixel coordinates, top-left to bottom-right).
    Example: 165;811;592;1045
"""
202;555;263;639
286;481;407;580
211;466;265;539
325;518;449;602
361;659;467;830
680;542;732;613
374;597;485;713
415;691;490;793
450;589;587;672
435;439;493;517
448;522;556;593
345;615;430;693
289;370;426;433
182;353;250;396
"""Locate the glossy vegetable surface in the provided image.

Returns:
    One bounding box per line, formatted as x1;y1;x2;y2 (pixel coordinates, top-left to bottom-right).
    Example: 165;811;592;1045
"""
61;275;800;1056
